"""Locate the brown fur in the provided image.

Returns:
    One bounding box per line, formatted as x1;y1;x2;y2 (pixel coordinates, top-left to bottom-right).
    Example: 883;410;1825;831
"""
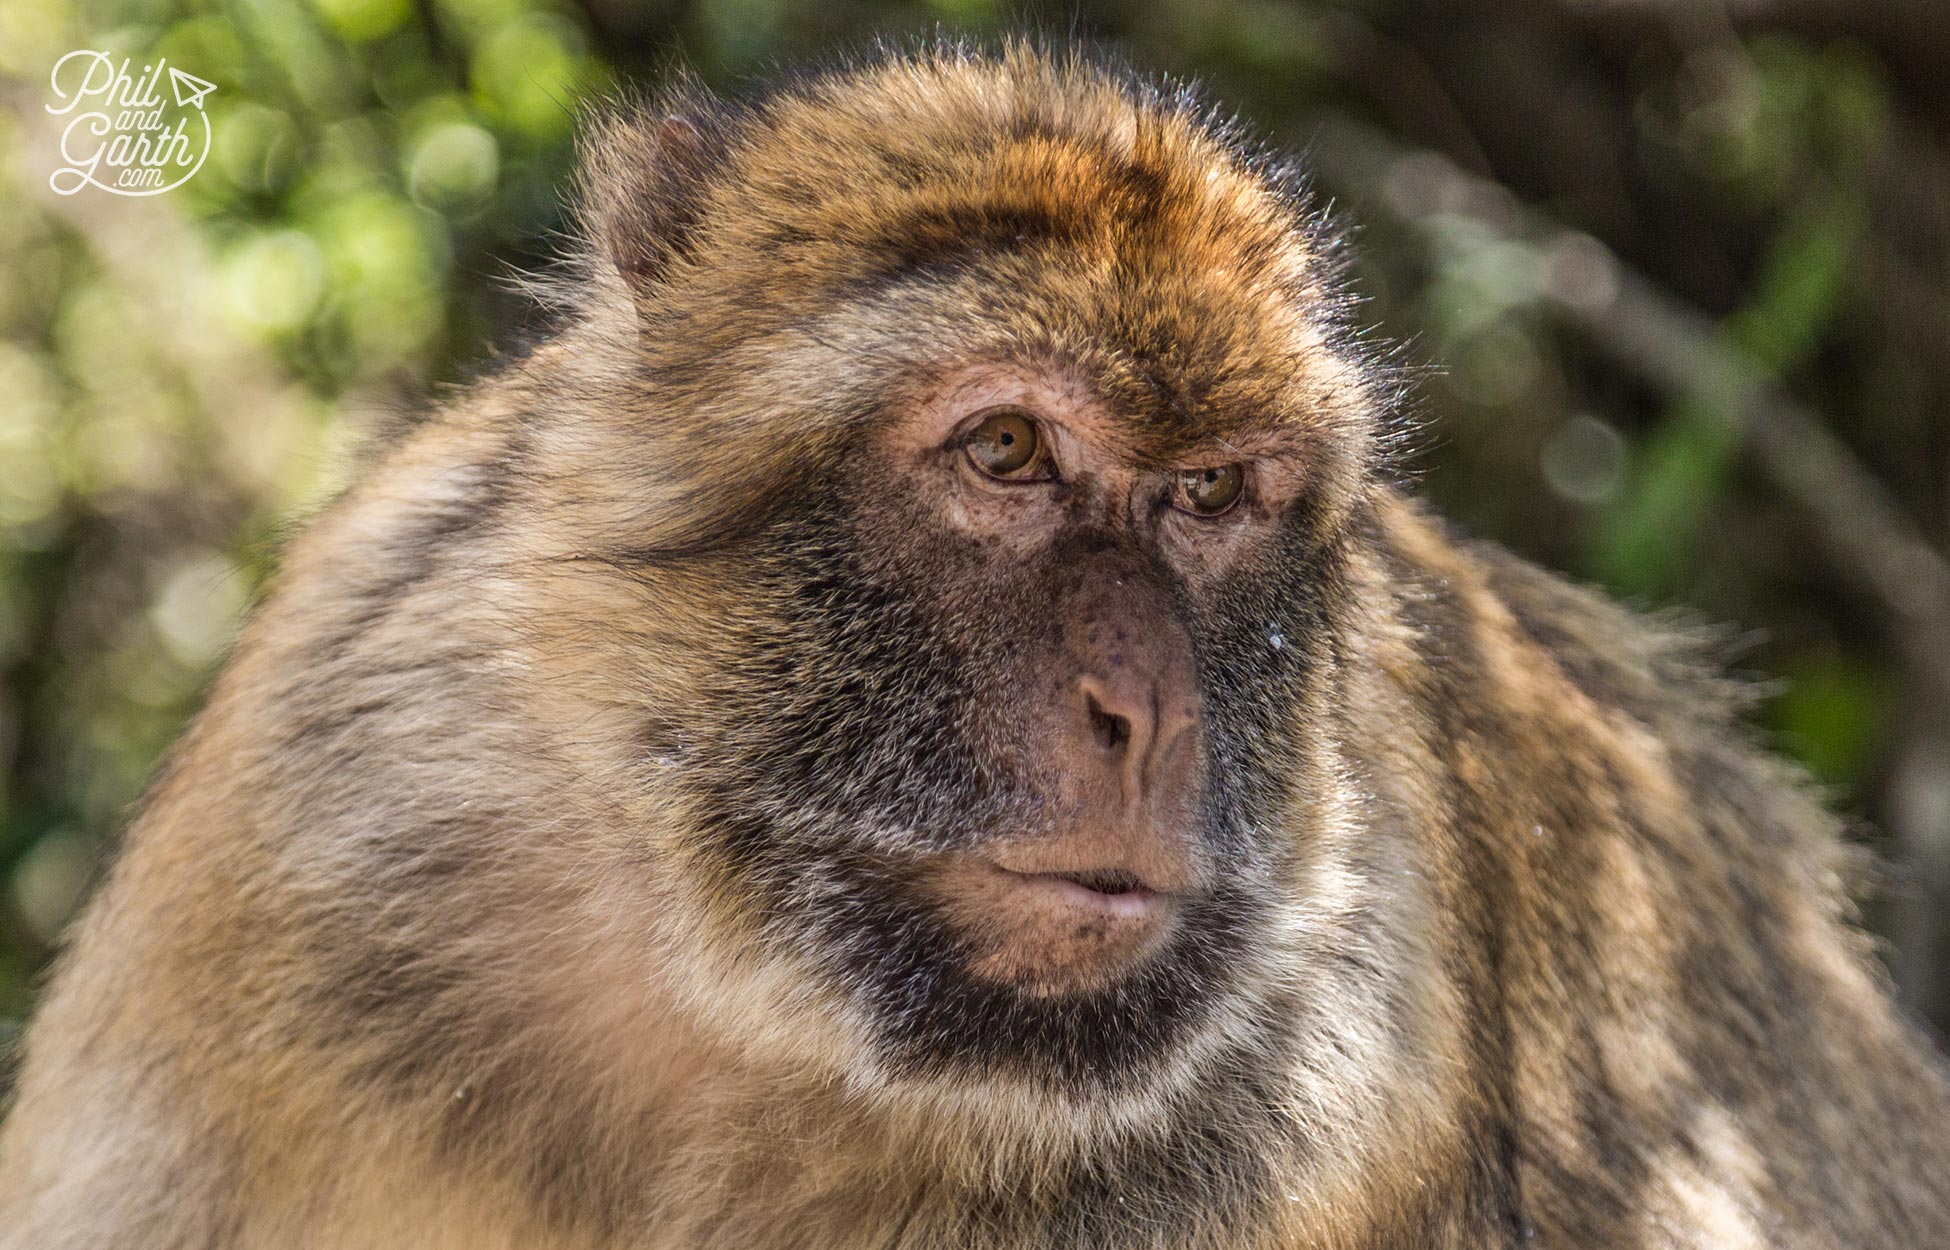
2;42;1946;1250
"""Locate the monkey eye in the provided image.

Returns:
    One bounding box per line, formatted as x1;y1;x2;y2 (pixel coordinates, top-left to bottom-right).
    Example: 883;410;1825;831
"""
1173;464;1246;516
962;407;1049;480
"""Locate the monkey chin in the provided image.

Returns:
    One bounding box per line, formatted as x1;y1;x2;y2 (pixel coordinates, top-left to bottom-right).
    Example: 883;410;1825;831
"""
924;856;1182;996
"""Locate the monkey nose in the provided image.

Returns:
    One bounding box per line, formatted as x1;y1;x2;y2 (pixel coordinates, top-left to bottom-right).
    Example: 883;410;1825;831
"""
1074;672;1202;816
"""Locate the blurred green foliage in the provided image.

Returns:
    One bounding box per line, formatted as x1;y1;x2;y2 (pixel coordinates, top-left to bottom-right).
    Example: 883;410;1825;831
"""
0;0;606;1022
1;1;1946;1036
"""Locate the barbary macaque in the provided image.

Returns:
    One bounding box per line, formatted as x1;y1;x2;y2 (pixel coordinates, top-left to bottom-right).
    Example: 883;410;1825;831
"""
2;42;1946;1250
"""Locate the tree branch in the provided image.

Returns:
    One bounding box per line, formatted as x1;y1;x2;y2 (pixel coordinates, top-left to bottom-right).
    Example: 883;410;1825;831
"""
1309;114;1950;704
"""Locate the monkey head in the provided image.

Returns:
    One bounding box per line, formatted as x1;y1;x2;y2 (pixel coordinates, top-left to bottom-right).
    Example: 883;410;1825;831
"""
519;46;1392;1143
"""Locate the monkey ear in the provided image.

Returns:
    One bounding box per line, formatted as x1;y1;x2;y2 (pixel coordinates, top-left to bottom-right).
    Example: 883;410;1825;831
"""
575;95;726;303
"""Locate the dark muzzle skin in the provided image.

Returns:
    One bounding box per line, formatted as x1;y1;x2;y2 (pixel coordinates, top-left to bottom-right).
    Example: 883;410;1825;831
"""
1060;558;1207;855
937;543;1213;994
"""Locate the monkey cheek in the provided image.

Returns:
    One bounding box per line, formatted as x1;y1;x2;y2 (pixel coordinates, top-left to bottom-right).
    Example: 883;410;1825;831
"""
924;859;1181;997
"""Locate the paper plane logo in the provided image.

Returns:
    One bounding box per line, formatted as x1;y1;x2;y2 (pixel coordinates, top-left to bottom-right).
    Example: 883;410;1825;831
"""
45;51;216;197
167;67;217;111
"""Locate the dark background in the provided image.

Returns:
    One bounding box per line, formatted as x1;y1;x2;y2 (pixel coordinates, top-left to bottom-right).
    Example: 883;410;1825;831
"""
1;0;1946;1065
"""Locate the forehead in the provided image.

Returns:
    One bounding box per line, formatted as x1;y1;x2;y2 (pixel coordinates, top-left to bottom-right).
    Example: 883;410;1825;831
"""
687;54;1364;457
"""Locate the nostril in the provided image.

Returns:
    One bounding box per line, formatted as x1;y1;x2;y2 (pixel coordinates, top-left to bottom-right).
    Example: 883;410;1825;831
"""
1086;692;1132;753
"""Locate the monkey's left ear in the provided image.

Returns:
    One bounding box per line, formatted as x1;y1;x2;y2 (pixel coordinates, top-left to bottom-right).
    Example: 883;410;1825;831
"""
576;92;727;304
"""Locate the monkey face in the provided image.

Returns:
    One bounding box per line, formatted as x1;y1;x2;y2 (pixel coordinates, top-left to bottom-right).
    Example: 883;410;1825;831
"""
677;357;1352;1103
853;363;1333;992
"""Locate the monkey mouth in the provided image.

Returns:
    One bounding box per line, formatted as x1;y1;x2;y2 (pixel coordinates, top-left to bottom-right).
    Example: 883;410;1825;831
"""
1047;867;1148;894
996;866;1161;918
921;855;1180;994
